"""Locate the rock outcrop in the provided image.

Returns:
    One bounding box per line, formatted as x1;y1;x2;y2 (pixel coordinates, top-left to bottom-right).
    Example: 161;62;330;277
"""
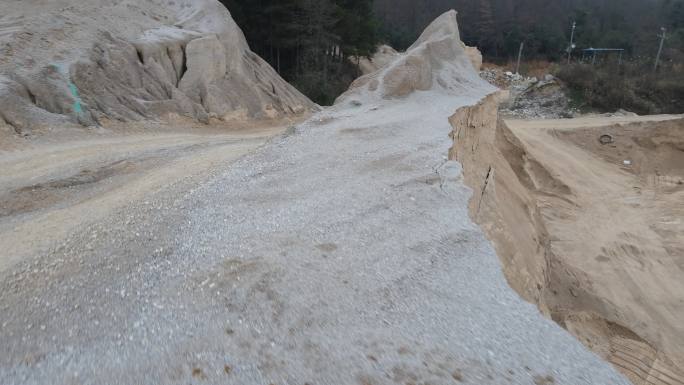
353;45;399;75
450;93;684;385
465;46;483;71
355;43;481;77
336;10;493;104
0;0;315;135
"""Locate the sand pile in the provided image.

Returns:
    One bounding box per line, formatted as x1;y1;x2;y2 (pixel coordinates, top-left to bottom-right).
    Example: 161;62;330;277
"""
449;93;684;384
336;10;492;104
0;0;315;136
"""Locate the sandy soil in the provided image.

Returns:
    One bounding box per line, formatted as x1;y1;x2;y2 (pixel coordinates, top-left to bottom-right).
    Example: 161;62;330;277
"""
0;10;632;384
450;93;684;384
0;90;630;385
0;121;291;273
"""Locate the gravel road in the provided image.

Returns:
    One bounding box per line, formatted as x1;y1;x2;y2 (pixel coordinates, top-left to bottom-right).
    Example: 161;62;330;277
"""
0;126;286;272
0;93;630;384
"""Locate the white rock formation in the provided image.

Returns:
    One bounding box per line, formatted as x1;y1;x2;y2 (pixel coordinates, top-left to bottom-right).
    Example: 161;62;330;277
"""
353;45;400;75
0;0;315;134
465;45;483;71
337;10;492;104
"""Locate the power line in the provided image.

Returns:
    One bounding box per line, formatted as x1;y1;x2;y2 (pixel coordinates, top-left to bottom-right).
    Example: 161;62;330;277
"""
654;27;667;72
567;21;576;64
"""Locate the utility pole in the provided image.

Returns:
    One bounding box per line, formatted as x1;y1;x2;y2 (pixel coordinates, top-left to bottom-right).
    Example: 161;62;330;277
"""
515;42;524;75
567;21;576;64
654;27;667;72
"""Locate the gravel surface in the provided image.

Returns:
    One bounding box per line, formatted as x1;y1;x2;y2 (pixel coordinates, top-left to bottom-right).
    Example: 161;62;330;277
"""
0;92;629;385
0;126;285;273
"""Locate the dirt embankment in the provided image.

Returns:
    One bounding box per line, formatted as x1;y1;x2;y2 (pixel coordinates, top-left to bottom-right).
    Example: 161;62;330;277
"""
449;92;684;385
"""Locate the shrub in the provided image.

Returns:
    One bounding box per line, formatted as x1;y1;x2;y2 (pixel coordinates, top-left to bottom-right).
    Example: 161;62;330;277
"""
556;62;684;114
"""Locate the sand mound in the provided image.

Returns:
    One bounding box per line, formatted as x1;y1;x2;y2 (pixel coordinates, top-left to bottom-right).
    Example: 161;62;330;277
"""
336;10;493;104
450;93;684;384
0;0;315;135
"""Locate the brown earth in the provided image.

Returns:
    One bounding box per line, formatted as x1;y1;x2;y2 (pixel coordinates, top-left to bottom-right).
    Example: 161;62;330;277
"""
449;92;684;385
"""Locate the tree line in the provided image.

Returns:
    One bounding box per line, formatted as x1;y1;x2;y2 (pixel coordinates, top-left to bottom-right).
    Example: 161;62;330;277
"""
374;0;683;114
221;0;683;105
220;0;378;105
374;0;684;62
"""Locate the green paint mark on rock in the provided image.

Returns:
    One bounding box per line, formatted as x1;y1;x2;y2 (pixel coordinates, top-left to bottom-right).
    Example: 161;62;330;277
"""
52;63;84;116
68;83;83;114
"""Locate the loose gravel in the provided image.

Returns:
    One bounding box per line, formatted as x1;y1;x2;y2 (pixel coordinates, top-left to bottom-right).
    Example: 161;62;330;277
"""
0;92;630;385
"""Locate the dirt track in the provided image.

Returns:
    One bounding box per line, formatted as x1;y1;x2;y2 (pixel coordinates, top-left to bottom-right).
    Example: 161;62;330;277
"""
0;124;288;273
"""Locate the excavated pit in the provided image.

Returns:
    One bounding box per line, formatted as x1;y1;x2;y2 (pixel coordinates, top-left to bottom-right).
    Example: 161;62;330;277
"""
449;92;684;385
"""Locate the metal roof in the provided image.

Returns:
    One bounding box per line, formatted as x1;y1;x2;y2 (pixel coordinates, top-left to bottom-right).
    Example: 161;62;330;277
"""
582;48;625;52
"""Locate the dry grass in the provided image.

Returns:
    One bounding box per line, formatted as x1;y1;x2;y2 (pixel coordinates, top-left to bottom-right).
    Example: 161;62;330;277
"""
556;62;684;114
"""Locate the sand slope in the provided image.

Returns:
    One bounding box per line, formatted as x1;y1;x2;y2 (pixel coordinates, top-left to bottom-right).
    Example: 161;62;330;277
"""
0;11;631;384
336;10;493;104
353;44;481;77
0;66;631;385
0;0;314;136
450;93;684;384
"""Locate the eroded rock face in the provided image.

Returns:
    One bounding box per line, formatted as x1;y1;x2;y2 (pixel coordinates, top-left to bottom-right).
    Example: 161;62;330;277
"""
336;10;493;104
353;45;399;75
465;46;482;71
355;42;482;78
0;0;315;134
450;94;684;384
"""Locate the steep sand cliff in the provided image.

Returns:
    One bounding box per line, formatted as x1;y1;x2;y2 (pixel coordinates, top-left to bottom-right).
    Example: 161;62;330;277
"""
449;93;684;385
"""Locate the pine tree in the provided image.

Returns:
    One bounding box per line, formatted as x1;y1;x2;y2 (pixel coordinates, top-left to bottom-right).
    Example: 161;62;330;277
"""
476;0;497;55
219;0;379;105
